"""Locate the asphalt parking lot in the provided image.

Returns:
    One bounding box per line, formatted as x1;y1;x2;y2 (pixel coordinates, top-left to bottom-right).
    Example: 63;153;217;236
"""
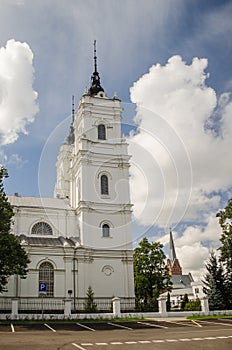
0;319;209;332
0;318;232;350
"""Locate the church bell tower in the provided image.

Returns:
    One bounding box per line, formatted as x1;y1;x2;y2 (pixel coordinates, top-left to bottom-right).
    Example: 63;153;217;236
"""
56;42;133;251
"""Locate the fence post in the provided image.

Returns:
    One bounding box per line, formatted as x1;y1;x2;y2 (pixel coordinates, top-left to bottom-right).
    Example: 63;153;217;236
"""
11;298;19;319
158;295;168;317
64;299;72;317
112;297;121;318
200;297;209;314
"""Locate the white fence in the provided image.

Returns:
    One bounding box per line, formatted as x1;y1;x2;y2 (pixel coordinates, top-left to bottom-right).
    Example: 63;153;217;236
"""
0;296;231;320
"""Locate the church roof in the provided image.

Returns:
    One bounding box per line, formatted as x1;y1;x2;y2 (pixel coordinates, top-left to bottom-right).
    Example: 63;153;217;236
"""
18;234;80;247
171;273;194;289
8;195;72;210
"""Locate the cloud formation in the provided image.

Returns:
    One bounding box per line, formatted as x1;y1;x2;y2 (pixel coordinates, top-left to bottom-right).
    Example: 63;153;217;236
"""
129;55;232;228
128;55;232;279
0;39;38;146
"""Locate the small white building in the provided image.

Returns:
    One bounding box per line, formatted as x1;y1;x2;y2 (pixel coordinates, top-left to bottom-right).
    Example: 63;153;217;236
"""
163;231;204;309
3;46;135;309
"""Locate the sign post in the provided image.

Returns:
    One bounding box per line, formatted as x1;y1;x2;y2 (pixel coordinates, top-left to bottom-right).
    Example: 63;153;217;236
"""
39;283;47;315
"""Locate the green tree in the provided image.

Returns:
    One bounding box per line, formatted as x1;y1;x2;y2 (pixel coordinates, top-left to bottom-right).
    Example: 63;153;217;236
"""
180;293;189;311
216;198;232;308
134;237;172;311
202;251;226;310
84;286;97;313
0;167;30;293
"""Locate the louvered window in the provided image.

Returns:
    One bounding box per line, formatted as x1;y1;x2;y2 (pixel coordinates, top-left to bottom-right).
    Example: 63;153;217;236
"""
39;262;54;297
101;175;109;195
98;124;106;140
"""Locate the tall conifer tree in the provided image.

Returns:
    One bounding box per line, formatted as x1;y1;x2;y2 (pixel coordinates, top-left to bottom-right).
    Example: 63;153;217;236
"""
202;251;226;310
217;198;232;308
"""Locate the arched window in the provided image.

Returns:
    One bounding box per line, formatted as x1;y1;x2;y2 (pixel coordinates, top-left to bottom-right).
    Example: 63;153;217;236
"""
31;222;53;235
39;261;54;297
98;124;106;140
101;175;109;195
102;224;110;237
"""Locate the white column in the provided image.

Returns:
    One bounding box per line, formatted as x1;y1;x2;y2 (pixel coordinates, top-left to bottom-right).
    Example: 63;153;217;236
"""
64;256;73;297
158;296;168;316
112;297;121;318
64;299;72;317
11;299;19;319
201;297;209;314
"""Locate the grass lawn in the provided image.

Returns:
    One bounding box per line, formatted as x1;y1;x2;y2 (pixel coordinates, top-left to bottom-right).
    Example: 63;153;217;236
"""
187;314;232;320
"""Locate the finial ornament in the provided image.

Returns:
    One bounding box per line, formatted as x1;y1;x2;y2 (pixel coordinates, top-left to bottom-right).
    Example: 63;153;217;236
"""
68;95;75;145
72;95;75;122
88;40;104;96
94;40;97;73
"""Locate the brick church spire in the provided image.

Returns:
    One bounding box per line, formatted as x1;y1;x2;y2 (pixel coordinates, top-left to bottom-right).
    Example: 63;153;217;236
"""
167;229;182;275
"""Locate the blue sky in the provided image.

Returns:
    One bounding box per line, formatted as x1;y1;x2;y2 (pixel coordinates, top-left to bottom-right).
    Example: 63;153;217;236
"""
0;0;231;278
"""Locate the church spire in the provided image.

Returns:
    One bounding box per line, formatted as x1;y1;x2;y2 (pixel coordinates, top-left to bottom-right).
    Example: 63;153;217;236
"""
167;229;182;276
169;229;177;264
89;40;104;96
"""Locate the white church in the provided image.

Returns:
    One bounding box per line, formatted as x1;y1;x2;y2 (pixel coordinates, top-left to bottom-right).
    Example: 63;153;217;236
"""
4;44;135;310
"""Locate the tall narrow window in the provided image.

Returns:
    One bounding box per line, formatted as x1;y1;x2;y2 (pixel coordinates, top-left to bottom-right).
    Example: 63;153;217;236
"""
102;224;110;237
101;174;109;195
39;262;54;297
98;124;106;140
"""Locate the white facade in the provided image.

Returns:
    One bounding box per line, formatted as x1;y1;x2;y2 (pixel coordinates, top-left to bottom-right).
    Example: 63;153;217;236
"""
4;66;135;303
161;281;205;309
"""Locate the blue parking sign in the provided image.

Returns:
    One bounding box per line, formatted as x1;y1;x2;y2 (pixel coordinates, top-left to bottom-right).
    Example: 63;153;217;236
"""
39;282;47;292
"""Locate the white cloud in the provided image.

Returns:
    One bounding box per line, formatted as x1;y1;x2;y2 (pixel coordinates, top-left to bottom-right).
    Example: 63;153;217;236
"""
157;214;221;280
0;39;38;146
0;149;27;168
128;55;232;228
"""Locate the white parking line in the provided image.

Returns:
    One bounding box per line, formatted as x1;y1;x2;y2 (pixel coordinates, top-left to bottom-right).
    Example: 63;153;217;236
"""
76;322;95;331
44;323;56;332
138;340;151;343
164;320;197;327
107;322;133;330
216;336;228;339
204;337;217;340
73;336;232;349
137;321;168;329
199;320;232;327
152;340;165;343
72;344;87;350
10;323;15;333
